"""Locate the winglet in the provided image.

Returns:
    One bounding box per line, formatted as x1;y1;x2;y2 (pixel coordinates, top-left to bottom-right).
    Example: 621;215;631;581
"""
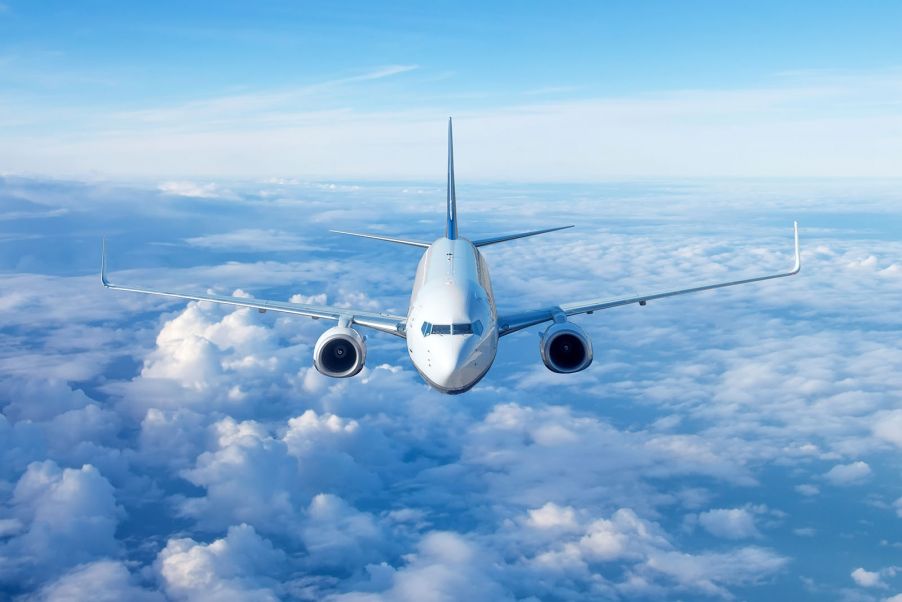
791;221;801;274
101;239;111;287
446;117;458;240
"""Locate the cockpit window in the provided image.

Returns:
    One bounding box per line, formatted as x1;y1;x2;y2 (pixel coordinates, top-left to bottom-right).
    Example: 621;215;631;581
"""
421;320;483;337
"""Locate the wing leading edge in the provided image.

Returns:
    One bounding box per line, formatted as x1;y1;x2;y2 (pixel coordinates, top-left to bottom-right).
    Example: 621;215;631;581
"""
497;222;801;336
101;241;407;337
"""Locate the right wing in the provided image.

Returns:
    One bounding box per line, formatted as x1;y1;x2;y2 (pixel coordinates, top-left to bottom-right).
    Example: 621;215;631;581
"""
101;242;407;337
497;222;801;336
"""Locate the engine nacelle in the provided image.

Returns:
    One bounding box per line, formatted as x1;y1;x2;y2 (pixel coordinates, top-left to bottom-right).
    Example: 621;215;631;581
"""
313;326;366;378
540;322;593;374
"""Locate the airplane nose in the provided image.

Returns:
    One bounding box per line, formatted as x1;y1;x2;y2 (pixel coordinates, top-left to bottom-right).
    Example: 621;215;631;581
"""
424;340;469;389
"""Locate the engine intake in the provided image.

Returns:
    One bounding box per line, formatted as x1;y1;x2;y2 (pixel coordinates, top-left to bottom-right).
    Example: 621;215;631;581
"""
314;326;366;378
540;322;593;373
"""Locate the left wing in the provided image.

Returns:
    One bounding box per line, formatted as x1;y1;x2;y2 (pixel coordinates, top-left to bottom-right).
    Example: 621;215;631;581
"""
497;223;800;336
101;242;407;337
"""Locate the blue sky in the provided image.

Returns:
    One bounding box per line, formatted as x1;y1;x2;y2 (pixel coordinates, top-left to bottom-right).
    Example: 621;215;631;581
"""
4;1;902;99
1;3;902;601
2;1;902;178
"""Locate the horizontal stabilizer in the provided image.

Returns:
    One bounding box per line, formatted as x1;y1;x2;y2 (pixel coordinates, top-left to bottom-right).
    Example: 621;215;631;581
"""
330;230;430;248
472;225;573;247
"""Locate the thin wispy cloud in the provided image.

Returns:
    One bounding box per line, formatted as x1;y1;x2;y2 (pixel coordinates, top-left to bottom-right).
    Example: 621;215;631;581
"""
2;69;900;179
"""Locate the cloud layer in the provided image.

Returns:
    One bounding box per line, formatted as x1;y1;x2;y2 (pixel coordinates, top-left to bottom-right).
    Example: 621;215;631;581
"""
1;176;901;600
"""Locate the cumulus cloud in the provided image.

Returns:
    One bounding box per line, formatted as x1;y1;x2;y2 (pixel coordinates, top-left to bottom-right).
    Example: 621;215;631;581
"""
155;524;286;601
852;567;885;588
0;461;121;588
824;461;872;486
34;561;164;602
526;502;579;531
873;410;902;448
332;531;512;602
697;507;761;540
795;484;820;497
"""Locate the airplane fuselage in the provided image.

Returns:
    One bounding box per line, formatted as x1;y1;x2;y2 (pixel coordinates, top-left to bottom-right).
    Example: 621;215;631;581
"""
406;238;498;393
100;118;801;396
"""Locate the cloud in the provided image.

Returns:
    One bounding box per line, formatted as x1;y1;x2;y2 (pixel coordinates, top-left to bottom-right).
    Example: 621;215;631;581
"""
155;524;286;601
185;229;310;252
852;567;885;588
795;484;820;496
697;507;761;540
34;561;164;602
525;502;579;531
332;531;513;602
3;69;902;179
158;181;226;198
824;461;872;486
0;461;121;588
2;176;902;599
872;410;902;447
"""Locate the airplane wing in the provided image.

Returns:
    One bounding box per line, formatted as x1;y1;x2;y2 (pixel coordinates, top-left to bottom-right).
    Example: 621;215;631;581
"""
100;242;408;337
497;223;800;336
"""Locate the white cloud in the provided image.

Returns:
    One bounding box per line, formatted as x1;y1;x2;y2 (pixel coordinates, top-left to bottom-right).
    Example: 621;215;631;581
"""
332;531;512;602
301;494;384;570
873;410;902;447
526;502;579;531
185;229;310;252
0;461;121;588
155;524;285;602
824;461;872;485
35;560;164;602
3;70;902;179
158;180;225;198
851;567;884;588
697;507;761;540
795;484;820;496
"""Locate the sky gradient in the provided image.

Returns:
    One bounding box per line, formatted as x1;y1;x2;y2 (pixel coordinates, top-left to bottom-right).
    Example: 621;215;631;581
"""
1;1;902;179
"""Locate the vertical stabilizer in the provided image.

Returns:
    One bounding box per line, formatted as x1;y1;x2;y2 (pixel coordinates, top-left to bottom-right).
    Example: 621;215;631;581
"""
446;117;458;239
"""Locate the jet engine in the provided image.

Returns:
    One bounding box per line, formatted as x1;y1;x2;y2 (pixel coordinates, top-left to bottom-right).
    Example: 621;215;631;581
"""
540;322;593;373
313;326;366;378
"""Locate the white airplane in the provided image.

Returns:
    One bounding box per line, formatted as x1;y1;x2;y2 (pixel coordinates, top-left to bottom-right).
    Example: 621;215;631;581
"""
102;118;801;394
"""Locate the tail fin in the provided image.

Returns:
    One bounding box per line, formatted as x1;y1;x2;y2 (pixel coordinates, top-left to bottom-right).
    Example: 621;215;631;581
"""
446;117;458;240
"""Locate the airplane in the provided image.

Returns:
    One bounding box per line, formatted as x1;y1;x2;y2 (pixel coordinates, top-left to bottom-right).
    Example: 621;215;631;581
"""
101;118;801;394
